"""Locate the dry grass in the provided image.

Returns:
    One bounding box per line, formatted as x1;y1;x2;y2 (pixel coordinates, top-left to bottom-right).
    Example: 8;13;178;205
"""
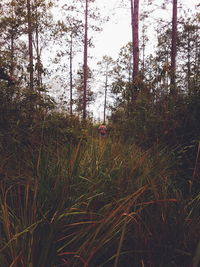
0;132;199;266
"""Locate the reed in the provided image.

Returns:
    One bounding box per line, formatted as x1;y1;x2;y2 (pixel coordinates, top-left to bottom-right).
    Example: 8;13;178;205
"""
0;128;199;266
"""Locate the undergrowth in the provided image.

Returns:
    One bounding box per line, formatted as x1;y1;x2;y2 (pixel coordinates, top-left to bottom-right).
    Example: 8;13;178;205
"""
0;119;199;266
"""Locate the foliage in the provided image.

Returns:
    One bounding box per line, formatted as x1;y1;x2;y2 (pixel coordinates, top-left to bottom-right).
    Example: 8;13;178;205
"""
0;113;199;266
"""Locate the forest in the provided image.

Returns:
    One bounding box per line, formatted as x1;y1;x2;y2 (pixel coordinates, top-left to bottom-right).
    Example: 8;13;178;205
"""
0;0;200;266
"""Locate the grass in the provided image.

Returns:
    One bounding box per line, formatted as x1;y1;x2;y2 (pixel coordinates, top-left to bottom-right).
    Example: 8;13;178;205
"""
0;125;199;266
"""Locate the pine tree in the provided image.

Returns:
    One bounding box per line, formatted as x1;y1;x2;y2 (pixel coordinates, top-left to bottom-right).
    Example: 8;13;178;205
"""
53;0;102;118
97;55;115;123
170;0;177;95
83;0;88;120
27;0;34;90
53;7;83;116
75;66;95;117
0;0;25;80
130;0;140;101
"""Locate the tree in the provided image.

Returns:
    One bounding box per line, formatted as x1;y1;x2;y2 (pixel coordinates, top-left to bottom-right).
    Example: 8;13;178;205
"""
27;0;34;90
130;0;140;101
0;0;54;90
97;55;115;123
82;0;103;120
54;0;84;116
111;43;133;114
32;0;54;88
83;0;88;121
75;66;95;117
53;14;83;116
52;0;102;118
154;23;172;97
139;0;152;79
178;14;200;94
0;0;26;80
170;0;177;94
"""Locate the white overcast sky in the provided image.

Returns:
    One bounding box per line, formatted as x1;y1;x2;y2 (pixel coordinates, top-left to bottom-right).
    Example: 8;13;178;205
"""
50;0;198;120
88;0;198;120
91;0;198;63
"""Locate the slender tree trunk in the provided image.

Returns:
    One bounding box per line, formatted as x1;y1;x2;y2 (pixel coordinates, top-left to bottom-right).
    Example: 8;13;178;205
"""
170;0;177;95
10;5;15;79
35;2;42;88
10;34;14;79
131;0;139;101
142;22;145;79
165;54;169;91
69;32;73;116
132;0;139;80
27;0;34;90
127;54;132;115
128;54;132;84
195;27;200;89
83;0;88;120
187;30;191;94
103;64;108;124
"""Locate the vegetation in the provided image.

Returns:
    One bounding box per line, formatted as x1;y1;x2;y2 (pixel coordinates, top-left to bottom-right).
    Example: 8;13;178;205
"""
0;0;199;266
0;86;199;266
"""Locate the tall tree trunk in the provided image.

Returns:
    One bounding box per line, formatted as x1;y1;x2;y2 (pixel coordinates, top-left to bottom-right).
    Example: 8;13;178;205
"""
103;64;108;124
35;1;42;88
194;26;200;90
141;22;145;79
187;30;191;94
10;5;15;79
27;0;34;90
83;0;88;120
10;33;14;80
69;32;73;116
170;0;177;95
131;0;139;101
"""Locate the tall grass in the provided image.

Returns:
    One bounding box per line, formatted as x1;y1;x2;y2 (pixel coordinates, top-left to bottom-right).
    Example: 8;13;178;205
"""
0;126;199;266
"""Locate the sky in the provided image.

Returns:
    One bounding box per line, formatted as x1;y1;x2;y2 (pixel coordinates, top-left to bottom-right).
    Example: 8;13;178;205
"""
50;0;198;121
91;0;198;62
86;0;198;120
91;0;132;61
